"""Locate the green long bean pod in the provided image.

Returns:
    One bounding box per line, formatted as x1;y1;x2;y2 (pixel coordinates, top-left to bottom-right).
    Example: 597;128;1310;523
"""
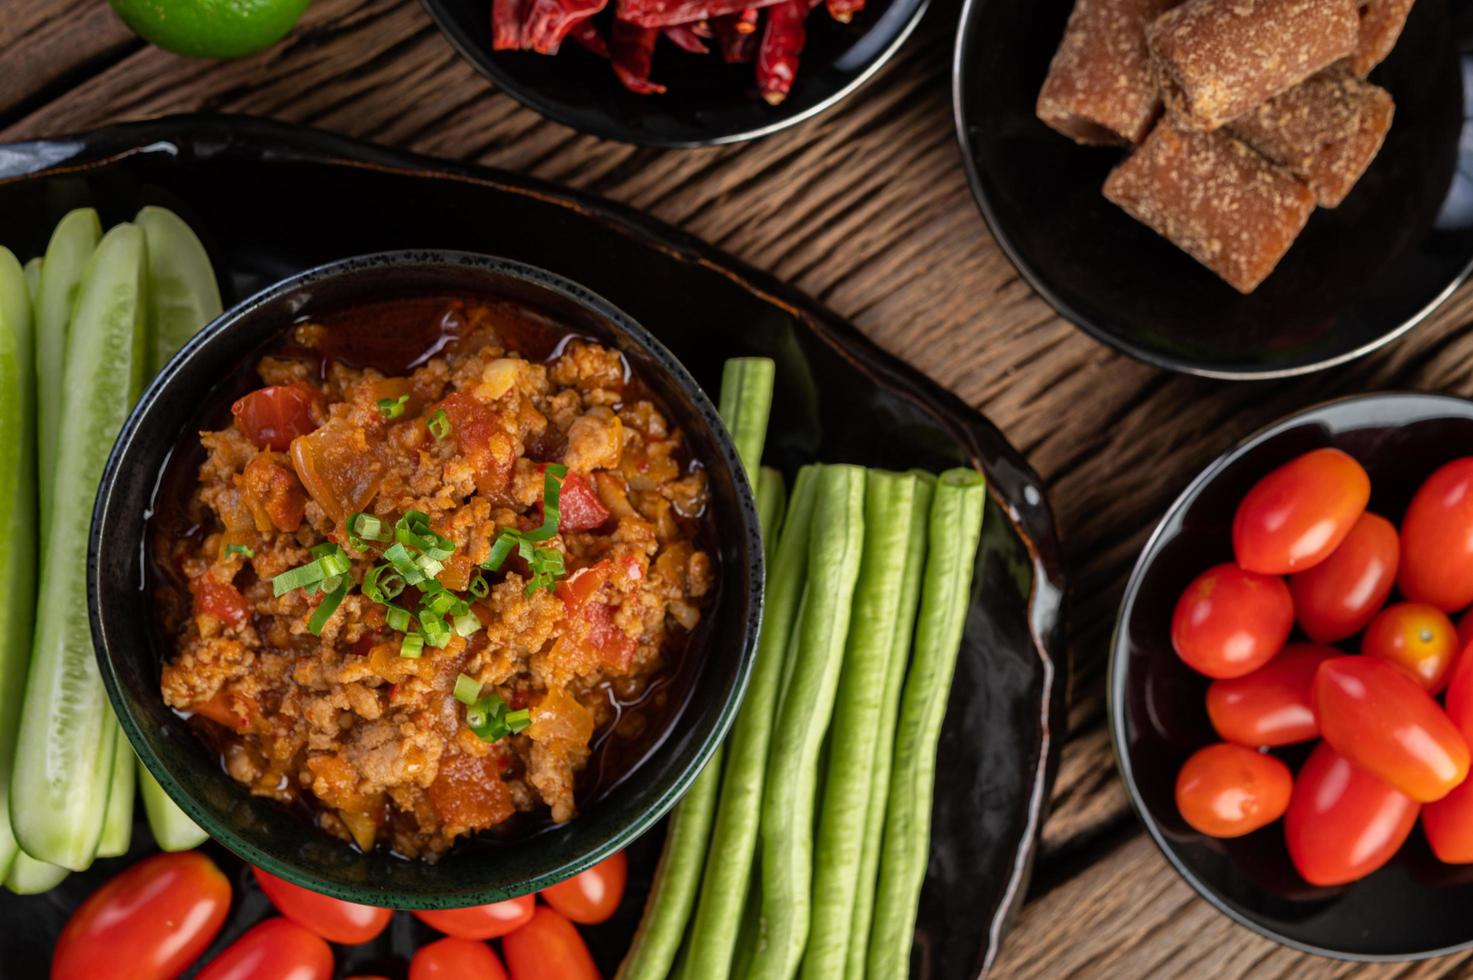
867;468;987;979
11;224;147;870
801;471;923;979
750;464;866;980
719;358;775;479
682;469;819;978
756;467;786;564
0;248;37;882
844;472;934;980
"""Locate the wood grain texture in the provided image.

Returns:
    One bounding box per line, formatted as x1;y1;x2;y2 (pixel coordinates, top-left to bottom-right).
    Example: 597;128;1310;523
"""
6;1;1473;974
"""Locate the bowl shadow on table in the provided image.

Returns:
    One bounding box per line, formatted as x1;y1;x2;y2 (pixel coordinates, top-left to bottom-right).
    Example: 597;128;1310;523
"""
956;0;1473;378
1113;395;1473;960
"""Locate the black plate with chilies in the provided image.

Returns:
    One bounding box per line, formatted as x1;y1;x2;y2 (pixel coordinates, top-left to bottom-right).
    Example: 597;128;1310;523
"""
953;0;1473;379
0;115;1065;978
420;0;927;146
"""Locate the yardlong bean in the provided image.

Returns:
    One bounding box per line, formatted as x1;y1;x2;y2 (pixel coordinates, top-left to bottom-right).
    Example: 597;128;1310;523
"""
867;468;987;979
750;464;866;980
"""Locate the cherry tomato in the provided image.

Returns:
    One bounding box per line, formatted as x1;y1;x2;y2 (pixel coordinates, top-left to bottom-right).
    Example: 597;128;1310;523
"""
1362;603;1459;694
1288;512;1399;643
1423;774;1473;863
1232;448;1370;575
1314;656;1470;802
1442;640;1473;739
1205;644;1334;747
409;938;508;980
52;851;231;980
1174;743;1292;838
1284;741;1420;886
1399;458;1473;612
252;866;392;944
412;895;536;940
502;905;601;980
232;384;320;451
1459;610;1473;651
196;918;333;980
1171;563;1294;679
541;851;627;925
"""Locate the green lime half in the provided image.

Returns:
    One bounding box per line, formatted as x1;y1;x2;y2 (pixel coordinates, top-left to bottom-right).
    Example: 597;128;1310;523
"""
109;0;311;59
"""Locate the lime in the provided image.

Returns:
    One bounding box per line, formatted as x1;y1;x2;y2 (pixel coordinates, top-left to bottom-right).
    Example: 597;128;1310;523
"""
109;0;311;59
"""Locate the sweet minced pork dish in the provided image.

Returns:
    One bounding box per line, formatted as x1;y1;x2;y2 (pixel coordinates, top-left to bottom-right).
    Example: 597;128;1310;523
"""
151;296;716;860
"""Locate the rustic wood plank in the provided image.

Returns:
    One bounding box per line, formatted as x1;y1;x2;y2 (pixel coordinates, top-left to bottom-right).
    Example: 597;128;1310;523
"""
7;3;1473;973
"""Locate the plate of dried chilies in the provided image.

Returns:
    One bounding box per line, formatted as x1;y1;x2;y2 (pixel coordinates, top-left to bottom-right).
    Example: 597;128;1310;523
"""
419;0;928;146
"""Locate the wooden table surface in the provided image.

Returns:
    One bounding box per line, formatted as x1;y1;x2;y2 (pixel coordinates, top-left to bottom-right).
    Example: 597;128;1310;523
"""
7;0;1473;975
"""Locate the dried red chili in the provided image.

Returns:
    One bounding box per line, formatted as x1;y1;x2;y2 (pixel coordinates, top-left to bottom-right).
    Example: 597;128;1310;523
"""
492;0;530;50
713;13;757;62
610;20;667;94
523;0;609;53
570;18;611;56
756;0;806;104
663;23;711;53
616;0;780;29
825;0;861;22
735;6;758;31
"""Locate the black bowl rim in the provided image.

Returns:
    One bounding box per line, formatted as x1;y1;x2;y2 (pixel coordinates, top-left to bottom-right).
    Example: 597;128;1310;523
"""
417;0;930;148
949;0;1473;382
88;249;766;905
1106;389;1473;961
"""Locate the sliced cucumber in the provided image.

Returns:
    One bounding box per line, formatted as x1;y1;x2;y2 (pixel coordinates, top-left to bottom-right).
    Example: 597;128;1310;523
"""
0;247;37;882
35;209;101;531
11;223;147;870
4;849;68;894
137;206;221;373
139;763;207;851
96;716;136;858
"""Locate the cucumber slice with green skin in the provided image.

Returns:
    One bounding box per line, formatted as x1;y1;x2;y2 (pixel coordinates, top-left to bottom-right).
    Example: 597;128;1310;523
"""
0;247;37;883
4;849;68;895
139;762;207;851
137;206;222;373
11;223;148;871
35;209;101;534
96;716;136;858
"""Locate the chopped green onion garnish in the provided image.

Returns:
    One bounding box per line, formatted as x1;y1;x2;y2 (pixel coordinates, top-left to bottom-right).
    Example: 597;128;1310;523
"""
307;575;350;636
362;563;406;603
483;533;518;572
395;511;456;561
469;573;489;598
224;543;254;559
453;609;481;637
420;609;451;649
378;394;410;419
272;545;351;597
399;633;424;658
453;674;481;705
385;604;411;632
416;555;445;579
427;408;451;440
524;546;565;597
524;464;568;543
506;708;532;733
465;693;521;743
383;542;426;585
347;512;389;551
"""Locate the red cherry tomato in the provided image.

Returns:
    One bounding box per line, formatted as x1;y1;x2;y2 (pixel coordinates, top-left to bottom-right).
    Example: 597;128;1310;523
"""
1171;563;1294;679
252;866;392;944
1233;448;1370;575
196;918;333;980
1284;741;1420;886
1459;610;1473;650
413;895;536;940
232;384;320;451
502;905;601;980
1205;644;1335;747
1399;458;1473;612
1362;603;1460;694
1423;774;1473;863
409;938;508;980
1174;743;1292;838
52;851;231;980
1314;656;1470;802
1288;512;1399;643
1442;640;1473;739
541;851;627;924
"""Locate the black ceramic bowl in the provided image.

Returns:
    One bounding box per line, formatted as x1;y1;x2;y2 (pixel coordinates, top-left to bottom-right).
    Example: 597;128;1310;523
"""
954;0;1473;379
1110;392;1473;960
88;251;764;907
420;0;927;146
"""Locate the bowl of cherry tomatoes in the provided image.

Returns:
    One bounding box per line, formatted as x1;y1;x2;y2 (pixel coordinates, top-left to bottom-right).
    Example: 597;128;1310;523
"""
1110;392;1473;960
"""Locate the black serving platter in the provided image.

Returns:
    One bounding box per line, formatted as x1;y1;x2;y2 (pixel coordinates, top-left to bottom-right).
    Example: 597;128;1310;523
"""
0;115;1065;979
954;0;1473;379
1111;393;1473;960
420;0;927;146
